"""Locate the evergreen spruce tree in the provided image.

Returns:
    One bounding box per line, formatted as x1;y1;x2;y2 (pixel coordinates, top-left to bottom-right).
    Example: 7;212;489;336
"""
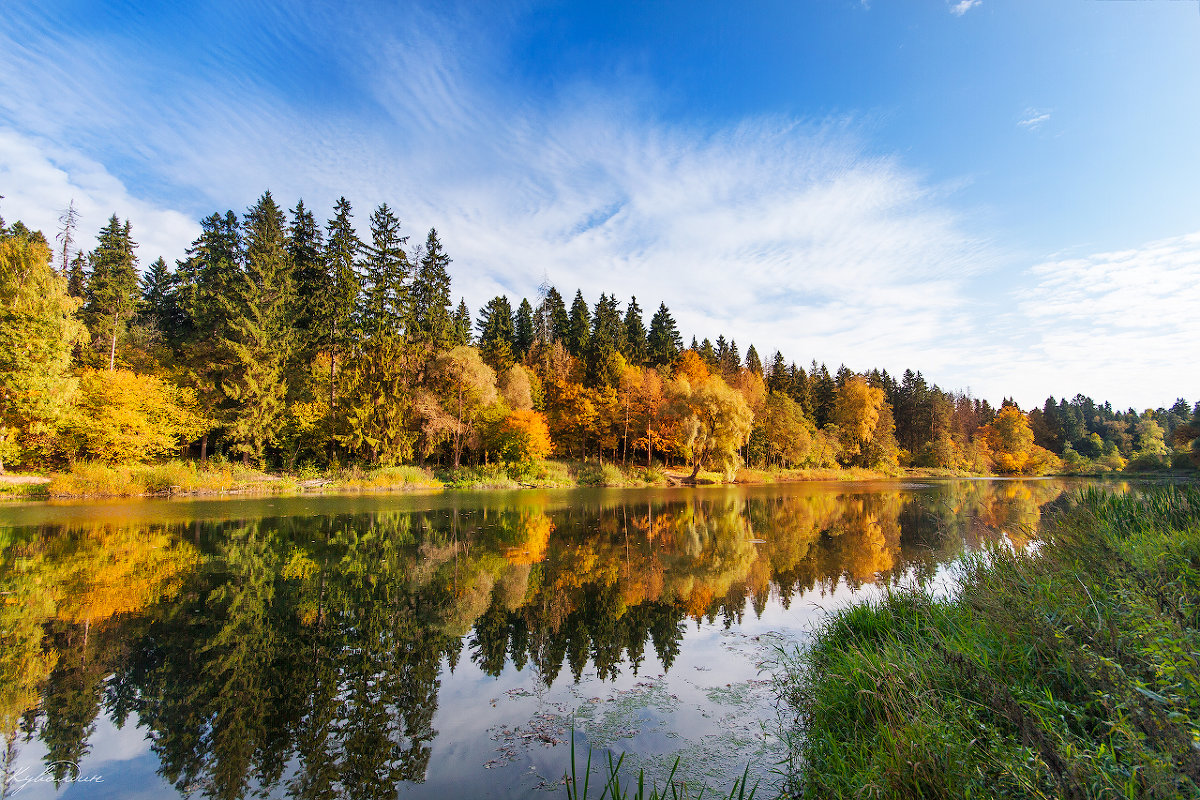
535;285;569;345
186;211;244;339
587;293;622;384
790;363;813;417
745;344;763;377
452;299;472;345
698;338;716;367
66;252;86;299
622;296;647;365
84;214;140;369
812;361;837;427
409;228;453;350
322;197;364;456
360;203;409;339
647;303;682;367
766;351;788;393
221;191;294;464
140;256;171;326
288;200;325;364
476;295;515;372
567;290;590;357
174;210;243;459
513;298;535;359
724;339;740;375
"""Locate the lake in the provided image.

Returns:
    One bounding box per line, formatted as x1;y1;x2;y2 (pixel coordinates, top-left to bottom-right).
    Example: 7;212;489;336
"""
0;478;1092;799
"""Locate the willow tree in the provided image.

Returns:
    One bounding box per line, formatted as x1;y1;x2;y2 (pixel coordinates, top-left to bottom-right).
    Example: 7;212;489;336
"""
672;374;753;481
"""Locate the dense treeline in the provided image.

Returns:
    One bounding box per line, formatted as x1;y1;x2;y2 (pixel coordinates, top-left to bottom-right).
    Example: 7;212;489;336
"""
1;194;1197;478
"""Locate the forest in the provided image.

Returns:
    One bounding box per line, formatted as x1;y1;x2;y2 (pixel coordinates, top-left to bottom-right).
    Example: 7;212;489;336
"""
2;192;1198;483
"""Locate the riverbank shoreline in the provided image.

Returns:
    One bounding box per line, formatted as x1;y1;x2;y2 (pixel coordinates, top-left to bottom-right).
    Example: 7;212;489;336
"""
773;484;1200;798
1;460;1192;501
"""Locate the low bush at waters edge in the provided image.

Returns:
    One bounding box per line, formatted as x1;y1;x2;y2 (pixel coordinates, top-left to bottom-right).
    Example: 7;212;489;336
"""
773;484;1200;799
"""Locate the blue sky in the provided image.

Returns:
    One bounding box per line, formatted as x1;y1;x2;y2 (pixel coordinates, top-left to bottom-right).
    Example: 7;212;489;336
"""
1;0;1198;408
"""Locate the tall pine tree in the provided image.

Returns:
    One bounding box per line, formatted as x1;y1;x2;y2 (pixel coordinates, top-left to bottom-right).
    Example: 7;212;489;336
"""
647;303;682;367
567;290;590;357
622;296;646;365
360;203;409;340
85;215;140;369
476;295;515;372
409;228;453;350
513;298;535;359
221;191;294;464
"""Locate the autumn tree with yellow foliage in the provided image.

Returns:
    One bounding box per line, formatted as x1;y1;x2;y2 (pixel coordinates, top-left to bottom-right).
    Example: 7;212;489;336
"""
977;405;1060;475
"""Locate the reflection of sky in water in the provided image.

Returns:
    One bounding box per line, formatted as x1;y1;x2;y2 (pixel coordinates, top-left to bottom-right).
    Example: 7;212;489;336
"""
2;479;1084;799
6;715;167;800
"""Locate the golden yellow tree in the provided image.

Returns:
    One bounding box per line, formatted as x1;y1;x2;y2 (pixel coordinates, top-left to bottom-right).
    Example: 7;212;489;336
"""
978;406;1060;475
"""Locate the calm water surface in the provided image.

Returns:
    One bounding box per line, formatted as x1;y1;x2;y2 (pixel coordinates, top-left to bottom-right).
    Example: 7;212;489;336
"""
1;479;1090;799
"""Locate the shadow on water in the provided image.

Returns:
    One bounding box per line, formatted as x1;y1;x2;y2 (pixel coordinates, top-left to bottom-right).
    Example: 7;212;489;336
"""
0;478;1097;798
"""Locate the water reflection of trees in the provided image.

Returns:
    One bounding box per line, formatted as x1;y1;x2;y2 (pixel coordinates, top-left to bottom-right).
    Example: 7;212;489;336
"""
2;480;1069;798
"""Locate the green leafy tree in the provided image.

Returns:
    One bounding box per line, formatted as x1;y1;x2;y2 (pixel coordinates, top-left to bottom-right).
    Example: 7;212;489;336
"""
671;374;754;481
425;346;498;467
0;231;82;469
341;336;419;465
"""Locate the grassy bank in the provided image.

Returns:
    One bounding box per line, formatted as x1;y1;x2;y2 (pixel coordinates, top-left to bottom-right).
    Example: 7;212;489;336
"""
775;484;1200;799
9;459;909;500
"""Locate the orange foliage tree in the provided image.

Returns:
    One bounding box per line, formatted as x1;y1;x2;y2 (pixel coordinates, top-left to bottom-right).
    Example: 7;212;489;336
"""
496;409;552;463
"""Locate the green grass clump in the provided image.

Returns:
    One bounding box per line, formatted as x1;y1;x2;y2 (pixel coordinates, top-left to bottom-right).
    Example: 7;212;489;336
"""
565;735;757;800
337;464;440;490
777;484;1200;799
438;463;522;489
574;461;634;487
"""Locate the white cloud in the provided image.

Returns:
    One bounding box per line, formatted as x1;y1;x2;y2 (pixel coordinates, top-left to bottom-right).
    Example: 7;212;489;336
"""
950;0;982;17
0;129;199;269
0;8;995;385
8;3;1191;411
1017;108;1052;131
989;232;1200;408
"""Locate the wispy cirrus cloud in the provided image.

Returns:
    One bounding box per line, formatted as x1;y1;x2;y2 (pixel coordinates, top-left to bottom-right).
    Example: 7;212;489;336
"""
1017;108;1052;131
950;0;982;17
0;3;995;380
5;1;1191;410
991;232;1200;408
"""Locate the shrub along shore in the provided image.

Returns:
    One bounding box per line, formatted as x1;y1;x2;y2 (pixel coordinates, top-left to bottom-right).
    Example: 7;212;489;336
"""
774;484;1200;799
